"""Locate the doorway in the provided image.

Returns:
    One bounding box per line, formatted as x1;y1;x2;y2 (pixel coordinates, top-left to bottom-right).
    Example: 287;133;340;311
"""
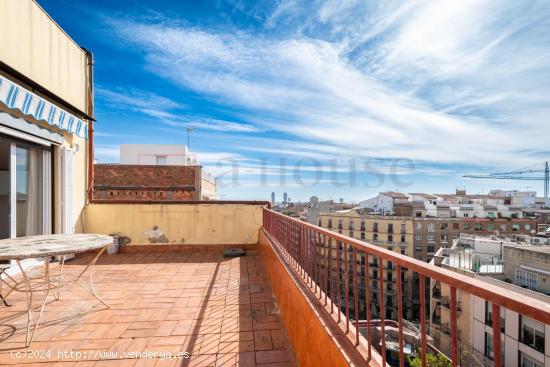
0;134;51;239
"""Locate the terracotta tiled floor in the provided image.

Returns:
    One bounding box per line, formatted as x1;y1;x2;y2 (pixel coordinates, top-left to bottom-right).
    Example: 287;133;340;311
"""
0;250;296;366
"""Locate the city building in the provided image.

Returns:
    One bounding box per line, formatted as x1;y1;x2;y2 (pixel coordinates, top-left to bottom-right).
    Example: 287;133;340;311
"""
319;209;415;320
93;144;217;201
360;191;409;214
120;144;196;165
0;0;93;238
430;235;550;366
271;191;275;204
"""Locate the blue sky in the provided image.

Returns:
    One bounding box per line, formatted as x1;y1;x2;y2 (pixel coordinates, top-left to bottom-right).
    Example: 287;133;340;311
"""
40;0;550;202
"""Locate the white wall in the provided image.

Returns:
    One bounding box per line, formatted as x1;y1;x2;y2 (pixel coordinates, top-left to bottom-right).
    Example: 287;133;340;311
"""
120;144;191;165
360;194;393;213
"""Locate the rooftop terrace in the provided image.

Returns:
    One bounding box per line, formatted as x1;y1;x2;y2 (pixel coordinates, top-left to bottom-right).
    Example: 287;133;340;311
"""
0;250;295;366
1;202;549;367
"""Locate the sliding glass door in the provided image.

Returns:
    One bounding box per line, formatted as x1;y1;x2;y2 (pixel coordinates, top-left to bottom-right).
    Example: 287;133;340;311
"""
0;134;51;239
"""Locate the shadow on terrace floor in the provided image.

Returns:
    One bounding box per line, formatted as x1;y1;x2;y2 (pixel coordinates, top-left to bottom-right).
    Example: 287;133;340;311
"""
0;250;296;366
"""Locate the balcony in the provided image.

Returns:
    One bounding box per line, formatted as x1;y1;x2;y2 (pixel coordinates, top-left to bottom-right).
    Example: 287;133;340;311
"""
1;203;549;367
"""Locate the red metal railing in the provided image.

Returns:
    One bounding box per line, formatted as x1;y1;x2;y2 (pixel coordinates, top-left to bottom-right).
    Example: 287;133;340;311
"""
263;208;550;367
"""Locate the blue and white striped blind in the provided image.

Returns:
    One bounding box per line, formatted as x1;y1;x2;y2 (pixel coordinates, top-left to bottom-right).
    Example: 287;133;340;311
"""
0;75;88;139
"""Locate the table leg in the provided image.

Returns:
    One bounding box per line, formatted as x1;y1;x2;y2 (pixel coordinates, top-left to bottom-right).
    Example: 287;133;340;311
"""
54;255;66;301
16;260;52;347
71;246;109;308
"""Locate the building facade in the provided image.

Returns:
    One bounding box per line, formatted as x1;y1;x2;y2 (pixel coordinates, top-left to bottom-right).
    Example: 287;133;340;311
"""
430;237;550;367
318;210;415;320
0;0;92;239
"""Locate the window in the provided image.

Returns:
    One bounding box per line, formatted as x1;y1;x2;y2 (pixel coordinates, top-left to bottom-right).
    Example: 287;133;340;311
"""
373;234;378;241
328;219;332;228
415;211;422;217
485;332;505;365
400;235;406;243
475;223;483;231
464;223;470;229
440;223;448;230
427;234;435;242
484;332;493;359
463;213;469;217
387;224;394;233
416;222;422;229
156;155;167;165
487;223;495;231
500;224;507;231
520;352;543;367
525;224;531;231
415;246;422;251
485;301;505;332
512;224;520;232
427;223;435;231
520;316;545;353
415;234;422;240
373;222;378;232
400;223;406;233
388;235;393;243
427;246;435;253
349;231;354;237
360;221;365;231
516;269;538;290
440;234;448;242
349;220;354;230
487;212;495;218
360;232;365;240
452;223;459;230
338;219;343;229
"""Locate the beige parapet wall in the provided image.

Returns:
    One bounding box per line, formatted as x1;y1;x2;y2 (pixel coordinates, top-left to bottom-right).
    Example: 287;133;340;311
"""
0;0;88;112
83;203;264;245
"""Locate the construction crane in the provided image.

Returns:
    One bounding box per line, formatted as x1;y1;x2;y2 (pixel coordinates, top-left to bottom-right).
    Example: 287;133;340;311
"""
463;161;550;203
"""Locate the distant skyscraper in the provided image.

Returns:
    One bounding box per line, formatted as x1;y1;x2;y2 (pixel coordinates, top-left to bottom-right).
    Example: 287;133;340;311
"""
283;192;288;204
271;192;275;204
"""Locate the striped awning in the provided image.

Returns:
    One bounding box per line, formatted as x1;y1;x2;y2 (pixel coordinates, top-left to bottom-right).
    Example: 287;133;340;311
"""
0;75;88;139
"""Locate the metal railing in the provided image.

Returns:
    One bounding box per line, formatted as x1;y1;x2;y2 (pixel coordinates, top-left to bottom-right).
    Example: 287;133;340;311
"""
262;208;550;367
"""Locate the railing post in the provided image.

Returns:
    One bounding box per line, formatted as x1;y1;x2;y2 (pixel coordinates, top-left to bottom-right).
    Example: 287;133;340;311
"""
379;258;386;367
450;287;459;367
492;303;501;367
365;251;371;361
419;274;427;367
397;265;404;367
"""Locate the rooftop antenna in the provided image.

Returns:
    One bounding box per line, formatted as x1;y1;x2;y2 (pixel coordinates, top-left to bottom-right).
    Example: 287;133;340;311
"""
186;127;194;151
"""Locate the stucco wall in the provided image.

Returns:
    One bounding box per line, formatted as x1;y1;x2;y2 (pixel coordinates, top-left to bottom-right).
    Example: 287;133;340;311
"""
0;0;88;112
83;203;264;245
259;230;365;367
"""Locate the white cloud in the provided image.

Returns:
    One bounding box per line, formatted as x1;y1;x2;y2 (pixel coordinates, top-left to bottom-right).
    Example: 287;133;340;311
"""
96;86;260;133
105;0;550;172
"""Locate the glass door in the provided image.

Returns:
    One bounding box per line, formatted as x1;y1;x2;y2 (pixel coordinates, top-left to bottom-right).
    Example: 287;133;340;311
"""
0;133;51;239
15;144;44;237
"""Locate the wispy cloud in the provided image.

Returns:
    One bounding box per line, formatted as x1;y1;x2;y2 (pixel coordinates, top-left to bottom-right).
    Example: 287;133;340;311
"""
96;86;261;133
105;1;550;171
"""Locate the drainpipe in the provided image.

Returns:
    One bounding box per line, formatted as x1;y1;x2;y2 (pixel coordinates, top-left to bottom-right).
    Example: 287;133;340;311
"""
83;48;95;203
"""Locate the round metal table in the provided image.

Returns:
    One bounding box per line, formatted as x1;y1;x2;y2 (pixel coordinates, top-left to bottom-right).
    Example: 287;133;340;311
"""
0;234;113;346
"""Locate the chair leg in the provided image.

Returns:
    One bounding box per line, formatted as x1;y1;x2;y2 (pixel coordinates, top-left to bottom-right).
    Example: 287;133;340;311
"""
0;293;8;307
0;273;8;306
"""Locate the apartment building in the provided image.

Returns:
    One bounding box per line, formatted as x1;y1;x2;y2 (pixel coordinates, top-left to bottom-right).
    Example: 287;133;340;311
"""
413;217;537;262
359;191;409;214
430;236;550;367
318;209;415;320
94;144;218;201
502;245;550;295
0;0;93;238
